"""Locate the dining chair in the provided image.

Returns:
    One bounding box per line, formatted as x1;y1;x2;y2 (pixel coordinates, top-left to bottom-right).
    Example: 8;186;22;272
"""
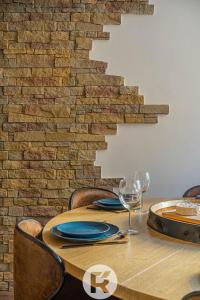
183;185;200;197
14;219;119;300
14;218;65;300
68;187;118;210
182;291;200;299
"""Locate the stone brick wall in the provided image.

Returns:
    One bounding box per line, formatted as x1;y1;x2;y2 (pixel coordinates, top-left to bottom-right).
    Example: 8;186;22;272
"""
0;0;169;291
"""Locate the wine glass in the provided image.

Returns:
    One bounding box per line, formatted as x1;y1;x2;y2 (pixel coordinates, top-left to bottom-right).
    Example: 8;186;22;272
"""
134;171;150;213
119;177;142;235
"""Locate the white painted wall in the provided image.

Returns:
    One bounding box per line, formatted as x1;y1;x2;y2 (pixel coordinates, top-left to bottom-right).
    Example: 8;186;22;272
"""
91;0;200;197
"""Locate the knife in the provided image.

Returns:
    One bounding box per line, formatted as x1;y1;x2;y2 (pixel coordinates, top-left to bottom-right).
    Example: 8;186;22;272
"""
60;238;128;248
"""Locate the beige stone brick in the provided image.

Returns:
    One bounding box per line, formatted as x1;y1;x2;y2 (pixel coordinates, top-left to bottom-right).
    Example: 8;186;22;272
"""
75;22;102;32
85;86;119;98
71;13;90;22
91;13;121;25
46;133;75;142
78;150;96;160
17;77;62;87
52;13;70;22
125;114;144;123
4;87;21;96
9;206;23;217
47;180;69;189
22;87;44;95
77;74;124;86
14;198;37;206
18;31;50;43
75;134;105;142
4;142;30;151
120;86;139;95
44;87;70;97
0;170;8;178
76;98;98;105
9;169;56;180
75;37;92;50
14;132;45;142
52;68;70;77
51;31;69;41
4;13;30;22
0;22;8;31
70;179;94;189
8;114;37;123
99;96;142;105
77;113;124;123
140;105;169;114
144;116;158;124
16;55;54;68
0;190;7;197
32;68;53;77
24;147;56;160
0;152;8;160
4;272;13;281
9;151;23;160
24;105;70;117
91;124;117;135
3;161;29;170
18;189;41;198
88;142;107;150
29;179;47;189
57;170;75;179
3;105;22;114
24;206;60;216
4;68;31;77
2;179;29;189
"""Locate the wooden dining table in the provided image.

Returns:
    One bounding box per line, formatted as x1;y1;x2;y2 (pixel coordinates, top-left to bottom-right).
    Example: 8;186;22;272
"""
43;198;200;300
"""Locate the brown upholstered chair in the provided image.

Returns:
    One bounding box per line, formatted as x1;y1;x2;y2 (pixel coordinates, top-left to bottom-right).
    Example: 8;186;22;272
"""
14;219;96;300
183;185;200;197
68;187;118;210
14;218;64;300
182;291;200;300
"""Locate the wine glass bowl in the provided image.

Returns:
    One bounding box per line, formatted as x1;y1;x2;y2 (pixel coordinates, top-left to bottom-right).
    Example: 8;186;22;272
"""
134;171;150;213
119;177;142;235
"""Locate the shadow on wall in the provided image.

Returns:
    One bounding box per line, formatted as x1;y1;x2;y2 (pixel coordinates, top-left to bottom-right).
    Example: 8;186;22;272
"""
92;0;200;197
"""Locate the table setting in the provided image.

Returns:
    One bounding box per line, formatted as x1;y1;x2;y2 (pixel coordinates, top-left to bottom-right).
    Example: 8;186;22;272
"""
49;171;151;247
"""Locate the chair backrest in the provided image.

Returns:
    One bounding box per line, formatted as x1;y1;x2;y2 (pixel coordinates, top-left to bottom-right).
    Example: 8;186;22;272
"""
14;219;64;300
182;291;200;300
183;185;200;197
68;187;118;210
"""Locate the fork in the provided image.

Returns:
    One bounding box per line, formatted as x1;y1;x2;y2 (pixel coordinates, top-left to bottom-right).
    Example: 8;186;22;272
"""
60;232;128;248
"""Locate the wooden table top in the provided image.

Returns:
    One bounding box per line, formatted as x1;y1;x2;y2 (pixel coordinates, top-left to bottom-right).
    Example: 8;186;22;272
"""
43;198;200;300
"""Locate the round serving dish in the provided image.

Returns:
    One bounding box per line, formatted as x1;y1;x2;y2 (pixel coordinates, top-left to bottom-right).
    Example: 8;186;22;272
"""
147;200;200;244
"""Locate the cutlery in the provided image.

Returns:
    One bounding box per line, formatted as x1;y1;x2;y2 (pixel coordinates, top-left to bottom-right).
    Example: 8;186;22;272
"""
60;232;128;248
87;205;127;213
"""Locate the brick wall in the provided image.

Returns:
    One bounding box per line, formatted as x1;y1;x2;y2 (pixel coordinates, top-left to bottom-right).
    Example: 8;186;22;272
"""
0;0;169;291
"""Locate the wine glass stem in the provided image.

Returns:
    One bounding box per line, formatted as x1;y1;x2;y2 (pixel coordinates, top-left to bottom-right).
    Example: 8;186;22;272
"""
128;210;132;230
141;192;144;208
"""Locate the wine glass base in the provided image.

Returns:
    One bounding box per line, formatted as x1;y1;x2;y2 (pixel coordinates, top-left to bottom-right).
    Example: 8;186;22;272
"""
127;229;139;235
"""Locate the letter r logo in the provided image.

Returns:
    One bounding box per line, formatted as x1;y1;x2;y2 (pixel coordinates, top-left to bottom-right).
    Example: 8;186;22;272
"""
83;264;118;299
91;271;111;293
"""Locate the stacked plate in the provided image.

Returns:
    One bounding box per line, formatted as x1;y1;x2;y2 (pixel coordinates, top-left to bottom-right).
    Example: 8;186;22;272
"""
51;221;119;243
93;198;124;211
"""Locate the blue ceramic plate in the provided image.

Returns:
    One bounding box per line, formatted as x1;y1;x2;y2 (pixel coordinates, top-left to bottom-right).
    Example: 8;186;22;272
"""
50;223;119;243
93;201;124;211
56;221;110;238
97;198;121;206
